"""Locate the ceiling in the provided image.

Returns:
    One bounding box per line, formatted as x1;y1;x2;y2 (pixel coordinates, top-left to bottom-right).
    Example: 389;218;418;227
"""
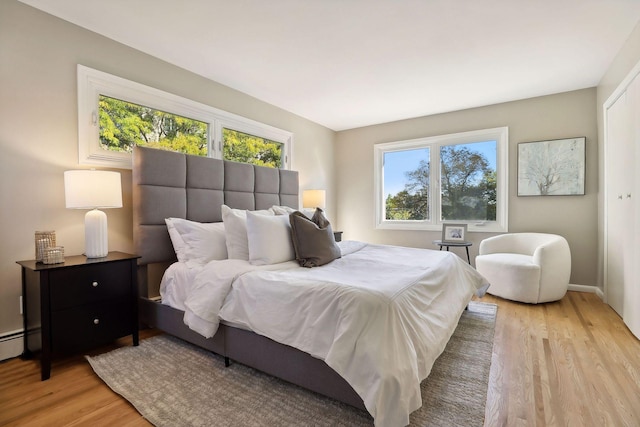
19;0;640;131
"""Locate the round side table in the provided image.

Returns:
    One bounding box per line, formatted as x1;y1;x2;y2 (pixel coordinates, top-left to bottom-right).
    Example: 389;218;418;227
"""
432;240;472;264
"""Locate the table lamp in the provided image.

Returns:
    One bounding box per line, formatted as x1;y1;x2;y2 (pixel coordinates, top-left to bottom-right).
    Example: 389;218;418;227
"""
64;170;122;258
302;189;326;210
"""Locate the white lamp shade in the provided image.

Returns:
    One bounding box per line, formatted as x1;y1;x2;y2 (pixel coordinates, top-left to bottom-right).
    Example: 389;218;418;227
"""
303;189;326;210
64;170;122;258
64;170;123;209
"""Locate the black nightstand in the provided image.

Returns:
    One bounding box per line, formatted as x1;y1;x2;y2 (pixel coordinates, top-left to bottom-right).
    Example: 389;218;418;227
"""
17;251;139;380
333;231;343;242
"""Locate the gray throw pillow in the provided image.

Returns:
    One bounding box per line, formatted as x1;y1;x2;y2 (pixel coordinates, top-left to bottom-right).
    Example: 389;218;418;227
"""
289;208;341;267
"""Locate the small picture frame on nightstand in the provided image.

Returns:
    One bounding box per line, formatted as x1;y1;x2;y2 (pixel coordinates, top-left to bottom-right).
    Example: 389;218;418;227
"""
441;223;467;243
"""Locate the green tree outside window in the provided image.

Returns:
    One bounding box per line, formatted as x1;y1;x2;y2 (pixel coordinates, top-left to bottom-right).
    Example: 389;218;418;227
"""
99;96;283;168
222;129;283;168
385;143;496;221
99;95;207;156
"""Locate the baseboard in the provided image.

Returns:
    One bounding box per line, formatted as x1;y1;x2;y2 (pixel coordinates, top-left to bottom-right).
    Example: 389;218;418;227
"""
595;287;605;300
0;328;41;362
568;284;602;295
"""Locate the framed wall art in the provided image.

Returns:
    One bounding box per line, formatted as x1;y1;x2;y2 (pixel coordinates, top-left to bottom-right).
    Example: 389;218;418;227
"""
517;137;586;196
441;223;467;243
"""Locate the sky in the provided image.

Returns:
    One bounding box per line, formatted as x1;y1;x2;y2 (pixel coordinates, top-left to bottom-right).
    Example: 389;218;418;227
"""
384;140;497;196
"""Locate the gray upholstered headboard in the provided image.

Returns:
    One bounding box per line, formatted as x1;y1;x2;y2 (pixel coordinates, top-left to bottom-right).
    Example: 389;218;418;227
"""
132;145;299;266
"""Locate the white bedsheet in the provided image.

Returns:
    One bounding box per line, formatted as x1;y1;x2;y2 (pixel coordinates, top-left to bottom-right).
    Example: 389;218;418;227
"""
172;241;488;427
159;261;196;311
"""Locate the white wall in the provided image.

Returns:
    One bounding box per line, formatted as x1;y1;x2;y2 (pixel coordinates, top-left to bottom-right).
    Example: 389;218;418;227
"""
0;1;336;352
335;88;599;287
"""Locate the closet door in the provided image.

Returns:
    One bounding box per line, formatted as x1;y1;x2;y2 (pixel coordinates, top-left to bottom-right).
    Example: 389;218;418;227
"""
606;72;640;340
605;91;628;317
623;75;639;338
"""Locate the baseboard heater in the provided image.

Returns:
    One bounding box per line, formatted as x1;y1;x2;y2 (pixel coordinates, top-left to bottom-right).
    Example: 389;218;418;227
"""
0;327;41;361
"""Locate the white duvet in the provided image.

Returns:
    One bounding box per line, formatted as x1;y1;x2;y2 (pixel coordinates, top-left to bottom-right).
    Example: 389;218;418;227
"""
177;241;488;427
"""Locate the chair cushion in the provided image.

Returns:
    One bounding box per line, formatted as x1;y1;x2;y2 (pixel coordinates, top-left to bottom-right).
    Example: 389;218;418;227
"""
476;253;541;303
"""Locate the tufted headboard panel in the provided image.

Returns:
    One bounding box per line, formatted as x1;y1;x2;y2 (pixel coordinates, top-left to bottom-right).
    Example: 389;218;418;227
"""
132;145;299;265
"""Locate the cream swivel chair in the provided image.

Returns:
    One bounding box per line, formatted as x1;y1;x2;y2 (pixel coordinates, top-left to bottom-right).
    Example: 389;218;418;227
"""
475;233;571;303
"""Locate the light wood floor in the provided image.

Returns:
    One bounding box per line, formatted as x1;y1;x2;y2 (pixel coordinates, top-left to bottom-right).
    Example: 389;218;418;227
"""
1;292;638;426
481;291;640;427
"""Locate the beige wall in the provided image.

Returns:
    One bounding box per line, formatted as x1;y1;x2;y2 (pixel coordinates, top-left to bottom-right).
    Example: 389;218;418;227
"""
0;1;336;339
596;20;640;294
335;88;598;287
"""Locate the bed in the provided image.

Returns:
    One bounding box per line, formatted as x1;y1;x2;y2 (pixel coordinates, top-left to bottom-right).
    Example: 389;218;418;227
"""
133;145;489;427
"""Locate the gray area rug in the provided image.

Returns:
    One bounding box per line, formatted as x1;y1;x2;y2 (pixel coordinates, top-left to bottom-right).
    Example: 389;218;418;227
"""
87;302;496;427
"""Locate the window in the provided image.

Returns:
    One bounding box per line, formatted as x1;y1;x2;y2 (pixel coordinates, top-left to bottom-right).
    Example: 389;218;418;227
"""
222;129;283;168
78;65;292;169
99;95;208;156
383;147;430;221
374;127;508;232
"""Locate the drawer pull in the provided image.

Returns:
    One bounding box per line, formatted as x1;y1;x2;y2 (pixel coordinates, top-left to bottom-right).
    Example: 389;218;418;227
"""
92;281;99;288
93;318;100;325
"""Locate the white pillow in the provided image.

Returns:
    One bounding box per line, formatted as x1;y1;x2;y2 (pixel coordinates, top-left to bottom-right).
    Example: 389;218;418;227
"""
221;205;273;260
271;205;318;219
165;218;227;267
246;212;295;265
165;218;188;262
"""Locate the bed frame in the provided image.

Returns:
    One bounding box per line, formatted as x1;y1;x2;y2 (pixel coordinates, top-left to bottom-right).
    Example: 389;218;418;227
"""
132;146;366;410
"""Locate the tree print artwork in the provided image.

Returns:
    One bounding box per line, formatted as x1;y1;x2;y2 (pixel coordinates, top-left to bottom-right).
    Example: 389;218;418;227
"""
517;137;585;196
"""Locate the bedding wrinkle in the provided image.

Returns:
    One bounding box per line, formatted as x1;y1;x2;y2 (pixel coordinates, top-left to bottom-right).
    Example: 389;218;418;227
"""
179;241;488;427
182;259;298;337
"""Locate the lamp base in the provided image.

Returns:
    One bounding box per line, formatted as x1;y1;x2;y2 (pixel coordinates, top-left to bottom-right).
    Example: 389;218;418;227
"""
85;209;108;258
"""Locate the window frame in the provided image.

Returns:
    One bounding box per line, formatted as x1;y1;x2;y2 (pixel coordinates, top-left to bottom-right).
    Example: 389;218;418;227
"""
374;127;509;233
77;65;292;169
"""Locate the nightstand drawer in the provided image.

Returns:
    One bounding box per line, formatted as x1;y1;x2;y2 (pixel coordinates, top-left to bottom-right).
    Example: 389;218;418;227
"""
51;298;133;356
49;261;131;310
